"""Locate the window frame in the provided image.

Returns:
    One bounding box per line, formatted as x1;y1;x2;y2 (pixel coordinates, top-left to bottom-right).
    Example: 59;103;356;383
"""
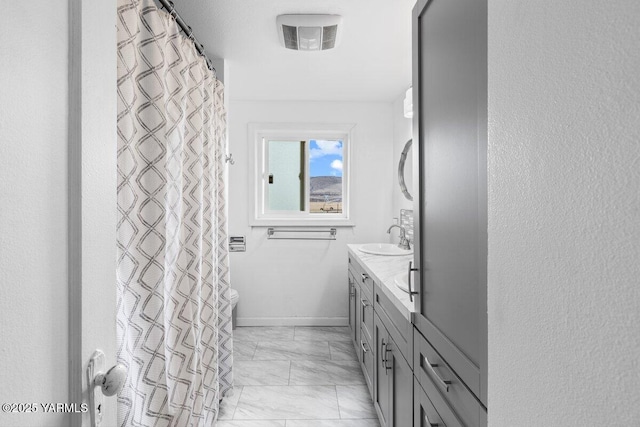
249;122;354;227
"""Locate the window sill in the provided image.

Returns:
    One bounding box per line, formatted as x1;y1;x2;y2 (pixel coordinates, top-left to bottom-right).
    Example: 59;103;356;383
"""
249;218;355;228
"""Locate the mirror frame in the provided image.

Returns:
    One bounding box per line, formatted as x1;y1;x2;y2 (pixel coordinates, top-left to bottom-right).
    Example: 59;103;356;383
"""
398;139;413;201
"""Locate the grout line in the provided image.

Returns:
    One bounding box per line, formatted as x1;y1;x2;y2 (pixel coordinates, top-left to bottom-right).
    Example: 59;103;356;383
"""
230;385;244;420
334;385;342;419
250;341;258;360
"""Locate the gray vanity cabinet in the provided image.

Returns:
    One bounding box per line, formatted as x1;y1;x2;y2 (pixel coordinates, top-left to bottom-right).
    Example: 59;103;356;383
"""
348;270;360;351
374;311;413;427
359;278;375;395
412;0;488;423
374;313;390;425
348;255;375;395
373;280;414;427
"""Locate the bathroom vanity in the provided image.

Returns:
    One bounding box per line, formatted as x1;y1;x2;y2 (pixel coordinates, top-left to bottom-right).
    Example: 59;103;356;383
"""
348;244;486;427
348;245;414;427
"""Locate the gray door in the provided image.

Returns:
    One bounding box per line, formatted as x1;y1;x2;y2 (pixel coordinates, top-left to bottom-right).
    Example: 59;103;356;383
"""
412;0;488;406
388;340;413;427
348;273;357;345
354;283;362;363
374;314;390;426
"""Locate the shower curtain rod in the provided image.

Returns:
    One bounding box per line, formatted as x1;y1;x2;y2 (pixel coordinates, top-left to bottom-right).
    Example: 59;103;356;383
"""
156;0;216;73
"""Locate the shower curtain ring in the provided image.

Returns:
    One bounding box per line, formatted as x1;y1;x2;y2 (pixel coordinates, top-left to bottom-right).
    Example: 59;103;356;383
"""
168;2;178;19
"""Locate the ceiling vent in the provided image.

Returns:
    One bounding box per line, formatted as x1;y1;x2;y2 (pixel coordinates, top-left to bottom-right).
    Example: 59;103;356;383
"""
276;14;343;51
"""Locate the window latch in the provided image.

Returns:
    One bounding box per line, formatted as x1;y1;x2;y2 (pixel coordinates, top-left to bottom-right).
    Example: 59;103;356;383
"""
268;174;274;184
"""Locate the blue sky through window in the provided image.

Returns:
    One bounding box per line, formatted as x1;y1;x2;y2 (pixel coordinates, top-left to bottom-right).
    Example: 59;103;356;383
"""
309;140;343;177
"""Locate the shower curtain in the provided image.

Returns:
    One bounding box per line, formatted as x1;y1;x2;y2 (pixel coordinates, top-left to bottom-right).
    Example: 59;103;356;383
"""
115;0;233;425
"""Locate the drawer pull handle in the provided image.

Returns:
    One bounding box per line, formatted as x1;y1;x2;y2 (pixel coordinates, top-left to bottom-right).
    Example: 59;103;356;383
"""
361;273;368;283
384;343;392;373
407;261;419;302
425;414;439;427
361;340;369;353
381;339;392;374
423;354;452;392
360;298;370;308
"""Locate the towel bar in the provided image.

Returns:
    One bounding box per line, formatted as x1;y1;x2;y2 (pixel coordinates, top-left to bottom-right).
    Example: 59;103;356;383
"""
266;227;337;240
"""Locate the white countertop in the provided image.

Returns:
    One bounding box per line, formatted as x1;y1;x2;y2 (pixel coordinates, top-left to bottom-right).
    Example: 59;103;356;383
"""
347;244;416;320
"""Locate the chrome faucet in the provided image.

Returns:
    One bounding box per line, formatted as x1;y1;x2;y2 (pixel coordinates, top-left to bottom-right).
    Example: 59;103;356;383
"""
387;224;411;250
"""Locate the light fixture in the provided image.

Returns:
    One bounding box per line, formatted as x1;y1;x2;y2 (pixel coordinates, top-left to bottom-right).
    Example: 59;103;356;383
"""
403;87;413;118
276;14;343;51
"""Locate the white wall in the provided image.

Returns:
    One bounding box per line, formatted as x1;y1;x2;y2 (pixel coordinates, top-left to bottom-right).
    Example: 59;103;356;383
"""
391;92;414;239
228;101;394;325
0;1;70;426
488;1;640;425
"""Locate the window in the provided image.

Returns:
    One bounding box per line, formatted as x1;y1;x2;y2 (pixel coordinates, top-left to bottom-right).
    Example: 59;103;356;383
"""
249;123;353;226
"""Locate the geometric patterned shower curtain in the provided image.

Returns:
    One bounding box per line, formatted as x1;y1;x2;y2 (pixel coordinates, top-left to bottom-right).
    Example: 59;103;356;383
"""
115;0;233;425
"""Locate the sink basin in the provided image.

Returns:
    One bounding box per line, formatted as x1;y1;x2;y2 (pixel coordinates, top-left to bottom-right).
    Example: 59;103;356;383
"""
359;243;413;256
394;272;410;293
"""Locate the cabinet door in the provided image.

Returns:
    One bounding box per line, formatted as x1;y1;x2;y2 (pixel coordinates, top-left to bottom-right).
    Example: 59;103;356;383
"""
354;283;362;363
374;313;390;427
360;290;374;344
388;338;413;427
360;327;374;397
348;273;357;344
412;0;487;405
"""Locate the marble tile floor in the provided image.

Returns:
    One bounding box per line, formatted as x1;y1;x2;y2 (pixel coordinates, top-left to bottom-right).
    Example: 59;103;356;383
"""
218;326;380;427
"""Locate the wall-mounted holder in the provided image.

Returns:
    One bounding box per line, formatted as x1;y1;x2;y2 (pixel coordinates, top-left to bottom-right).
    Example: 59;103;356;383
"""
229;236;246;252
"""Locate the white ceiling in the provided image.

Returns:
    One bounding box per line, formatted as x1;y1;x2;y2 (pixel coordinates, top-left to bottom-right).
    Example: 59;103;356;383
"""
173;0;415;102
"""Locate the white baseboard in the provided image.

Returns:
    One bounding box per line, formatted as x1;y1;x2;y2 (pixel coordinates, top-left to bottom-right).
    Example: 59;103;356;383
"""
235;317;349;327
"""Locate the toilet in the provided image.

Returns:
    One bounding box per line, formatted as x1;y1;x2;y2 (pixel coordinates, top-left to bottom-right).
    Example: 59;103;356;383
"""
230;288;239;329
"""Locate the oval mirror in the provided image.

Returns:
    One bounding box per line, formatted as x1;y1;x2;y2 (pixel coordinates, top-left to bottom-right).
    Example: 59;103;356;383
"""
398;139;413;201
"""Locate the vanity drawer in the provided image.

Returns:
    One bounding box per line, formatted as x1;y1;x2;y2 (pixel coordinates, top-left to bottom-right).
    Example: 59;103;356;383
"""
348;270;361;352
348;255;374;301
360;291;374;344
414;376;446;427
414;328;486;427
360;327;374;396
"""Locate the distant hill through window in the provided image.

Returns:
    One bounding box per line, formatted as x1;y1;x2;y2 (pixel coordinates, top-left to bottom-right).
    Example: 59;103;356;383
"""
310;176;342;213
